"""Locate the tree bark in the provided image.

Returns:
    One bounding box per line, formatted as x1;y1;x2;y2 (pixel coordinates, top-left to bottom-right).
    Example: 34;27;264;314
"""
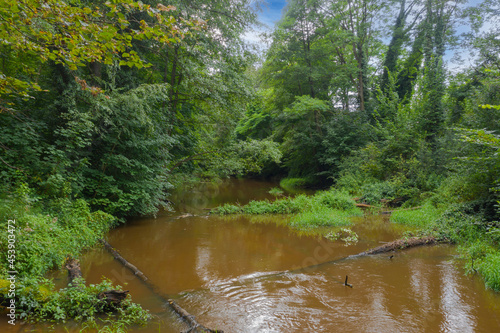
65;258;82;286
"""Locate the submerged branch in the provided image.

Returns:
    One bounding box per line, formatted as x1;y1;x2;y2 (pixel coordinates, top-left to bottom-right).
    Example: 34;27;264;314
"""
99;239;221;333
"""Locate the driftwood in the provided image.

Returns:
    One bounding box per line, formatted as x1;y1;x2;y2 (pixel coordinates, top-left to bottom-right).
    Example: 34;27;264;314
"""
215;236;441;288
344;275;353;288
99;239;221;333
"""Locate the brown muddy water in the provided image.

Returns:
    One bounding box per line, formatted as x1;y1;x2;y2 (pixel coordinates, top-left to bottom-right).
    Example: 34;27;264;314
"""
3;179;500;332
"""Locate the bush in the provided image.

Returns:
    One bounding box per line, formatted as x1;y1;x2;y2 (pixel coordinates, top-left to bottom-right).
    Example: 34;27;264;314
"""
214;190;359;217
10;277;150;326
279;177;310;191
213;203;243;215
360;182;396;205
315;190;356;210
478;252;500;291
214;189;362;232
268;187;284;197
434;203;486;243
0;186;150;328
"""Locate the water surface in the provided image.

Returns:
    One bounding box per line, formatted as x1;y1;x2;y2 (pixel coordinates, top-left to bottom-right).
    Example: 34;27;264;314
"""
3;179;500;332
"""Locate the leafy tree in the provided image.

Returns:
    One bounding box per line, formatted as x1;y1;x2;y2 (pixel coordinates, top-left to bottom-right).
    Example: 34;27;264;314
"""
0;0;192;111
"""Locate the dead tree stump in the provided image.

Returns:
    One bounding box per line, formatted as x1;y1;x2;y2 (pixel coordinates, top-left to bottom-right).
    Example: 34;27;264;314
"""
65;258;82;286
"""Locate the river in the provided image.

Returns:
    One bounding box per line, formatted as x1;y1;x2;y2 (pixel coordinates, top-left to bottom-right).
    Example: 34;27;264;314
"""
4;179;500;332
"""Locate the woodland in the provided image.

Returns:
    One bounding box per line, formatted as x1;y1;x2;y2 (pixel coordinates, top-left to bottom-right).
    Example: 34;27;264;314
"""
1;0;500;329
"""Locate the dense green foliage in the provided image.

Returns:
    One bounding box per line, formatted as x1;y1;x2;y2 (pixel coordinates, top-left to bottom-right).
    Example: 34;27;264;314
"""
0;187;150;327
10;277;150;326
0;187;115;277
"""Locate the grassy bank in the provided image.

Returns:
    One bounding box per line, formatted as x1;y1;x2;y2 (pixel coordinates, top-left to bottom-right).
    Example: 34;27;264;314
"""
388;200;500;292
0;185;150;327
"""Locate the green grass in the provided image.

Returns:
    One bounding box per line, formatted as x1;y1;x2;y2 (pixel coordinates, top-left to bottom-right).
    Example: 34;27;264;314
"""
478;252;500;291
214;189;362;229
291;206;356;228
396;201;500;292
390;202;444;228
0;197;116;277
214;190;360;216
279;177;310;191
0;186;150;327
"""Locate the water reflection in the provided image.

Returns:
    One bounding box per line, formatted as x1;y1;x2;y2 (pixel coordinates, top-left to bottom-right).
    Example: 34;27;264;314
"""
440;260;475;332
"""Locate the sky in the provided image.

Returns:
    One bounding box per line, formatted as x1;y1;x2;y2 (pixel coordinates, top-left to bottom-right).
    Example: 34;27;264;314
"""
243;0;287;45
258;0;287;28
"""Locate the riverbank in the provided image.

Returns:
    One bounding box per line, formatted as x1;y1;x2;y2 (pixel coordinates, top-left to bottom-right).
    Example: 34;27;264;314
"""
0;187;150;329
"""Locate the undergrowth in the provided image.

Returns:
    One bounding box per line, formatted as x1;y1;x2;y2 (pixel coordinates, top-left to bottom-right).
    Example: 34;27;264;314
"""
390;200;500;292
0;185;116;277
279;177;311;192
0;277;150;327
0;184;150;327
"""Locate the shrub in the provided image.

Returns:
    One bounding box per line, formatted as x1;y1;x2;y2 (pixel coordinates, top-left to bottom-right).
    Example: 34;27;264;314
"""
0;187;149;328
243;200;276;214
213;203;243;215
268;187;284;197
434;203;486;243
279;177;309;191
11;277;151;326
0;195;115;277
360;181;396;205
315;190;356;211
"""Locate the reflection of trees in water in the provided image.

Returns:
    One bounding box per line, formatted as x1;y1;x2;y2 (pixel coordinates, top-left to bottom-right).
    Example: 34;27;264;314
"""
172;179;278;212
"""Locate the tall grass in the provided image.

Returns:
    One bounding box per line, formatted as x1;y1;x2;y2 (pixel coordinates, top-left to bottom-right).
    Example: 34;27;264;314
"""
291;206;356;228
478;253;500;291
214;189;362;228
390;202;443;228
279;177;310;192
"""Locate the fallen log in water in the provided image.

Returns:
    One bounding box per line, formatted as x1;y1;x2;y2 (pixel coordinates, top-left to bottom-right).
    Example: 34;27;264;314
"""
65;258;129;306
99;239;221;333
358;236;437;255
355;203;377;208
211;236;441;288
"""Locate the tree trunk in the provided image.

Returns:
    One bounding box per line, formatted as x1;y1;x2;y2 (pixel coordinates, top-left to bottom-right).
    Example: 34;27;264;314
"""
65;258;82;286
